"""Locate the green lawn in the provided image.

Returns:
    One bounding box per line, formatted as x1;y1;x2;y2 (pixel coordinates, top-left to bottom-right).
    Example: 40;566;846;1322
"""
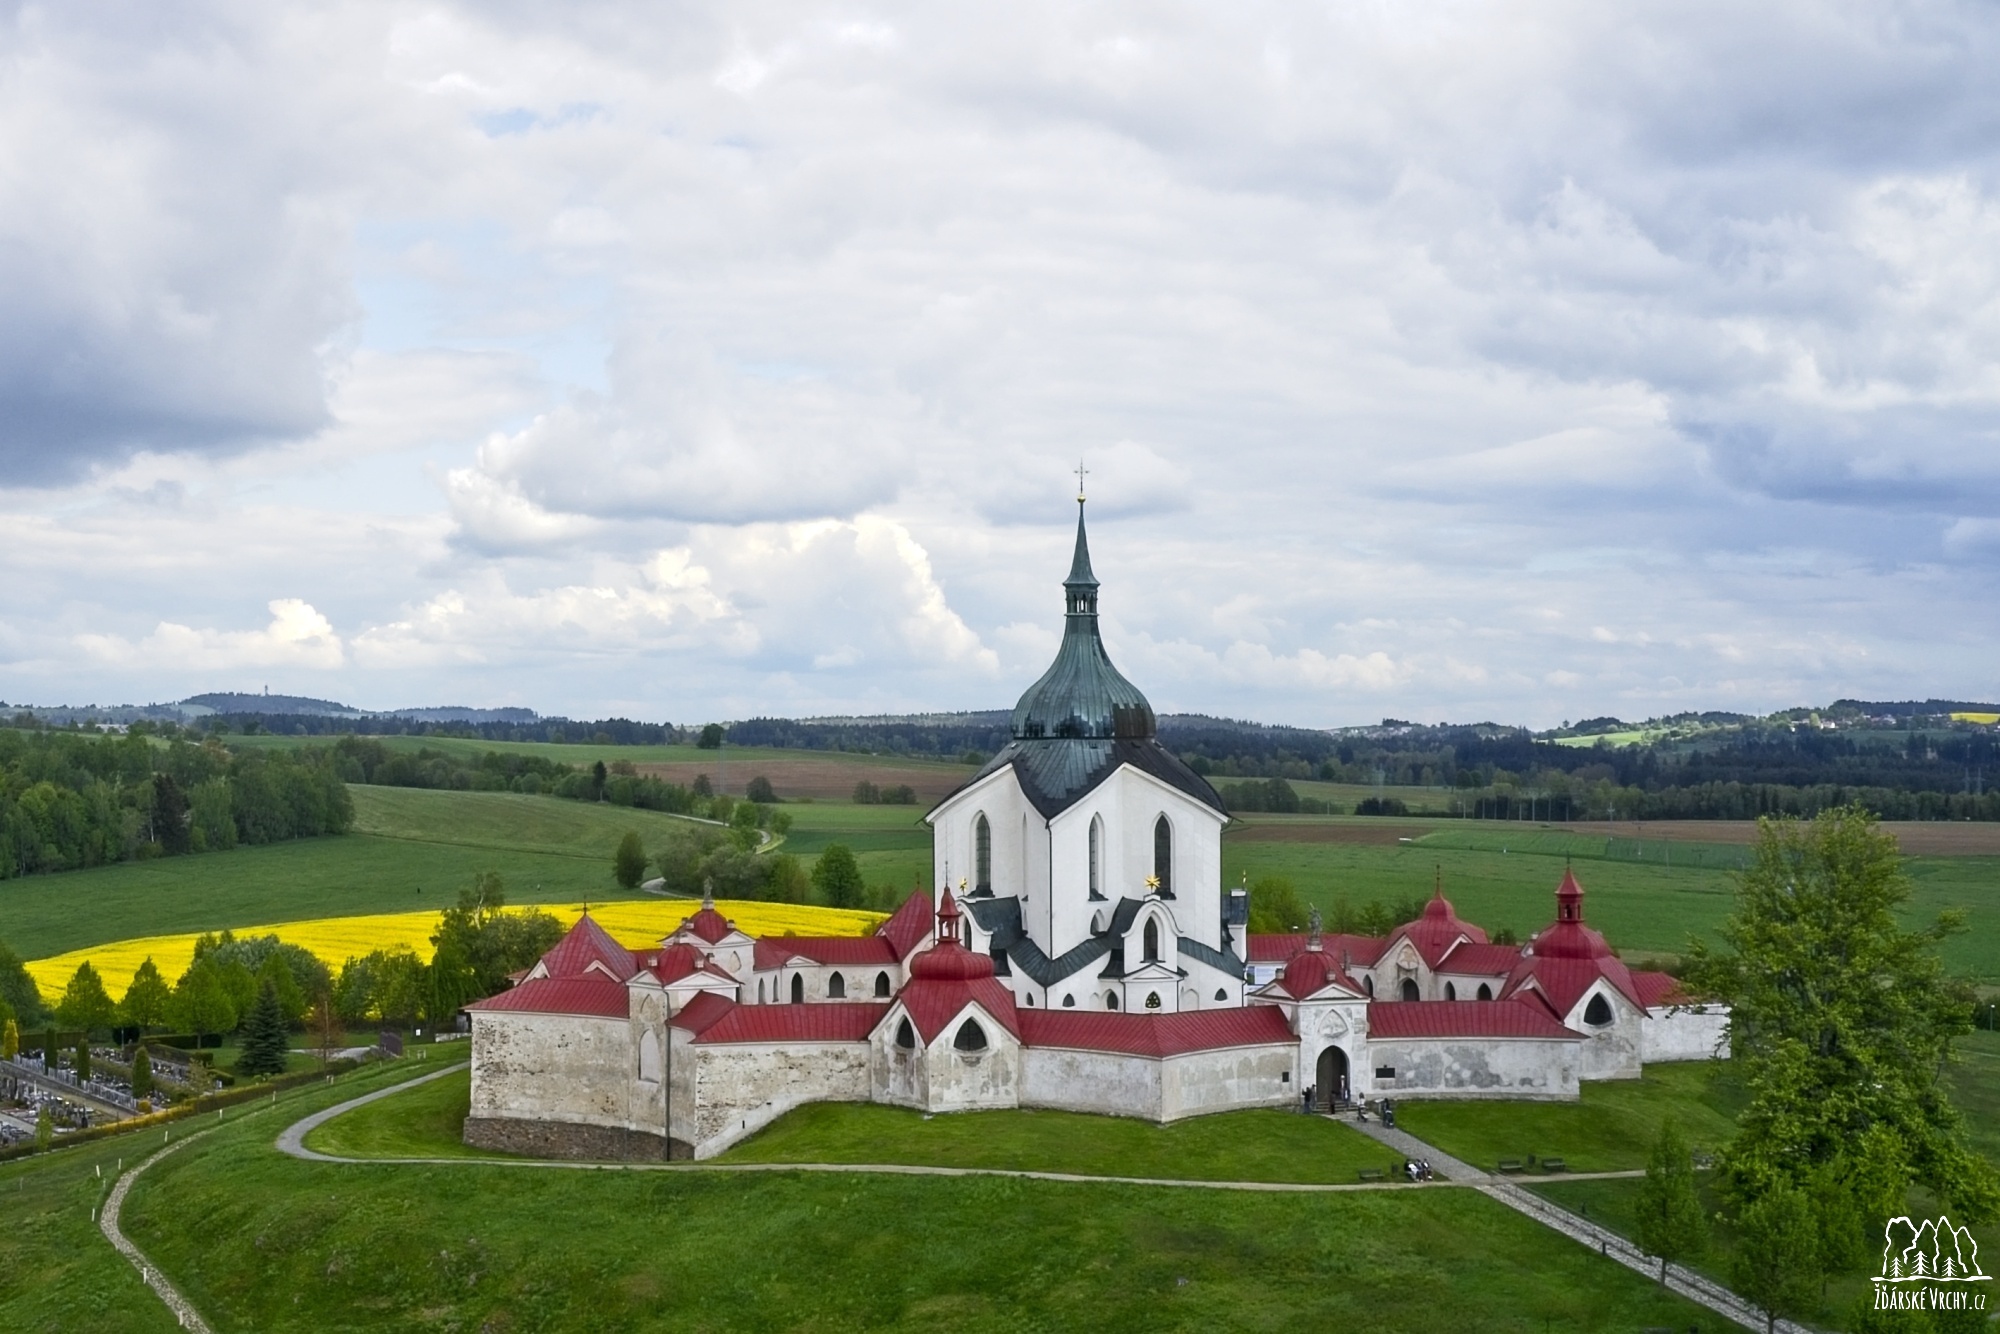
1392;1061;1749;1174
224;733;976;773
726;1100;1403;1183
119;1076;1716;1332
302;1062;492;1161
0;1058;422;1333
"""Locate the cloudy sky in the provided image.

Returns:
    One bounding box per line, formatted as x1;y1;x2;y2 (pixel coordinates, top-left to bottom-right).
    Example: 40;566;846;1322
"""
3;1;1997;729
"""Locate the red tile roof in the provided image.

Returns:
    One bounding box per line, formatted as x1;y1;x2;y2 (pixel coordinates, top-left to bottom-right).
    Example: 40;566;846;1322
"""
753;936;899;969
1435;942;1523;976
669;990;737;1037
1019;1005;1296;1057
675;905;739;944
1248;932;1384;966
1630;970;1688;1008
1381;889;1490;969
876;891;935;960
899;974;1020;1044
1365;999;1580;1040
465;976;630;1019
685;1001;891;1045
1273;948;1363;999
535;914;637;982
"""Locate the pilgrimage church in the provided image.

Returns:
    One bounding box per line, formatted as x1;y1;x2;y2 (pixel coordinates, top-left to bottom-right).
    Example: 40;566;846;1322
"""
464;497;1727;1160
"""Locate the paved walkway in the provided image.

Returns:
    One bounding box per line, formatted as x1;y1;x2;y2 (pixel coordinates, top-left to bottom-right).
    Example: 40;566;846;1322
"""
1344;1115;1490;1181
99;1127;216;1332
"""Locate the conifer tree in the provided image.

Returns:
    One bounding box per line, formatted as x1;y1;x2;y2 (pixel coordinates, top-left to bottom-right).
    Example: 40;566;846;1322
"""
1;1016;16;1060
34;1104;51;1151
236;980;290;1078
74;1036;90;1082
130;1045;153;1100
1635;1119;1708;1282
42;1027;57;1070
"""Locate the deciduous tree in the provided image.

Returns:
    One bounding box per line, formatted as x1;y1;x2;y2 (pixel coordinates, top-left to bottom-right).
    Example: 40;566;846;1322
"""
56;961;116;1034
120;957;173;1032
1686;806;1998;1219
1732;1185;1821;1334
1;1016;16;1060
811;844;865;909
613;831;648;889
1635;1119;1708;1282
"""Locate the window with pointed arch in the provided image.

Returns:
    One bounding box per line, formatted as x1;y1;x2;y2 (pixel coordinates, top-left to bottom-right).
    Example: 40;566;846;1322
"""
828;973;846;999
895;1018;916;1049
1088;815;1104;899
874;971;891;998
1153;815;1173;896
1142;918;1161;963
1144;991;1162;1010
1584;993;1613;1026
790;973;804;1004
1105;991;1120;1011
1476;983;1493;1001
974;813;991;893
953;1020;988;1051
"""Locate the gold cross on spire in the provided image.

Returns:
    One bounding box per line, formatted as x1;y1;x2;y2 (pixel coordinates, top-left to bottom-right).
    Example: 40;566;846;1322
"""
1075;460;1088;501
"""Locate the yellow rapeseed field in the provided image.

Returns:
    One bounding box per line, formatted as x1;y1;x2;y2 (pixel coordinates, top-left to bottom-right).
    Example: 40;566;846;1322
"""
27;899;886;1003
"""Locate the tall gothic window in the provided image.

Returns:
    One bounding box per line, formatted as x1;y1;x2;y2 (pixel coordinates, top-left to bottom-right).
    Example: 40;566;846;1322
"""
1088;816;1103;899
1142;919;1161;963
974;814;991;892
790;973;804;1004
828;973;846;999
1153;816;1173;895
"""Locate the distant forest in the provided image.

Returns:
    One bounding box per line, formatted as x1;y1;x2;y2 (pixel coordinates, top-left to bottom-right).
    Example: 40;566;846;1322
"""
0;729;351;879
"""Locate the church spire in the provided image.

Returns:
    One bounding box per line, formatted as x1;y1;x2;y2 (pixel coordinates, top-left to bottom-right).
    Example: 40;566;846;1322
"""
1064;492;1098;614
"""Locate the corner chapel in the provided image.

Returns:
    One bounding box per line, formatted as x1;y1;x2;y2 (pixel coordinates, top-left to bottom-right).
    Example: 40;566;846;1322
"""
464;496;1728;1161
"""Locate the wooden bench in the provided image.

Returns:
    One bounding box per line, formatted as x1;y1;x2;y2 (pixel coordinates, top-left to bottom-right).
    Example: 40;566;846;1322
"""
1357;1167;1386;1182
1496;1158;1526;1174
1538;1157;1567;1173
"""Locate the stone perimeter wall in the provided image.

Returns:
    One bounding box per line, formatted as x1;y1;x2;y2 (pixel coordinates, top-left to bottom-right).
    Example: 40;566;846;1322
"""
464;1115;690;1161
1641;1007;1731;1062
1370;1036;1580;1100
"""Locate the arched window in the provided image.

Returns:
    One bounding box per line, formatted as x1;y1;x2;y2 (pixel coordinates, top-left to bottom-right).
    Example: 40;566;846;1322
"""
1584;994;1613;1026
874;971;890;998
1142;919;1161;963
895;1018;916;1049
1062;994;1075;1008
953;1020;988;1051
790;973;804;1004
1400;978;1420;1002
828;973;846;999
1214;988;1227;1002
1106;992;1120;1011
758;978;765;1003
1153;815;1172;895
974;813;991;892
1088;816;1103;899
1145;991;1162;1010
1445;981;1457;1001
1476;983;1493;1001
638;1029;661;1082
1024;993;1034;1006
1363;976;1374;997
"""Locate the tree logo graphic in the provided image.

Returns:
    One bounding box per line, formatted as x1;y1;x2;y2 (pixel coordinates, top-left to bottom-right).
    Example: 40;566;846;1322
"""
1877;1216;1990;1283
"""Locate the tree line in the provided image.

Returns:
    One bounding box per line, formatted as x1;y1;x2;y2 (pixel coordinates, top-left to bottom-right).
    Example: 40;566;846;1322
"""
0;728;351;879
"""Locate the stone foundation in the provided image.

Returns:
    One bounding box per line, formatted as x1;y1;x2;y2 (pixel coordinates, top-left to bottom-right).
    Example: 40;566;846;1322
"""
463;1115;692;1162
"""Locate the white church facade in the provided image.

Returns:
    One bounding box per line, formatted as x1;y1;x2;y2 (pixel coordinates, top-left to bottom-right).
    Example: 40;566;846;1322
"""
463;499;1727;1161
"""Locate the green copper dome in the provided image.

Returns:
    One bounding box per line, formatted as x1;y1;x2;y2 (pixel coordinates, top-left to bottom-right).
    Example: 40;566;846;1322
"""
1010;500;1157;742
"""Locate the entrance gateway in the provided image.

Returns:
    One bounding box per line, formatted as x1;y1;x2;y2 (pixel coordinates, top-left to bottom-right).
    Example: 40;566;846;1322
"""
1316;1045;1351;1110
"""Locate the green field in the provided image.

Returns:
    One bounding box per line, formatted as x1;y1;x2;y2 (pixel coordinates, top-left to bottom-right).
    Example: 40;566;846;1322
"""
81;1066;1713;1332
1222;820;2000;979
221;732;972;772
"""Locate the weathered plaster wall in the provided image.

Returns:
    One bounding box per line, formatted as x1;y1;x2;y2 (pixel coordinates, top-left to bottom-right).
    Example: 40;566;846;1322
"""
1641;1006;1731;1062
467;1011;635;1130
1369;1037;1580;1100
684;1040;873;1158
1160;1045;1295;1119
1570;992;1644;1080
1020;1046;1165;1118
